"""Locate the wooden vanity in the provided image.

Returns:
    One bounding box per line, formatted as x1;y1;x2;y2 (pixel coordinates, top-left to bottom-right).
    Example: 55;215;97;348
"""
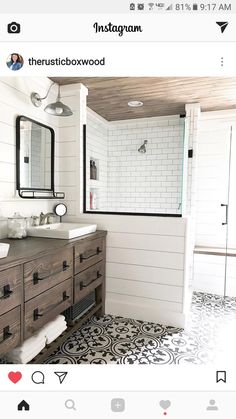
0;230;107;361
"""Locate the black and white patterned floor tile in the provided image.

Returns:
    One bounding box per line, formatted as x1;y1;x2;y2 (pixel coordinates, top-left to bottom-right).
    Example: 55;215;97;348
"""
44;291;236;365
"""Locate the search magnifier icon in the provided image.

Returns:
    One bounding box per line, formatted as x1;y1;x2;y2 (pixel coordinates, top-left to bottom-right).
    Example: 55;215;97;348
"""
65;399;76;410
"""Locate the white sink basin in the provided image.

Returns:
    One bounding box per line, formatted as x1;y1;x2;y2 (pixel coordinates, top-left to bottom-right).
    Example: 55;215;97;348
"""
27;223;97;240
0;243;10;259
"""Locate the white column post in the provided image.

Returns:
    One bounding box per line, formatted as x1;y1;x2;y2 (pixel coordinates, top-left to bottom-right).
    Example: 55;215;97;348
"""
59;83;88;219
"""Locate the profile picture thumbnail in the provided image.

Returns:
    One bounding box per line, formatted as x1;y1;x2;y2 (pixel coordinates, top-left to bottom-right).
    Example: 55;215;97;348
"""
6;53;24;71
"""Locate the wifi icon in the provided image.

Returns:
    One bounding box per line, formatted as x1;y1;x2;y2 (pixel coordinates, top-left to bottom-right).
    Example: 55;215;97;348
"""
216;22;229;33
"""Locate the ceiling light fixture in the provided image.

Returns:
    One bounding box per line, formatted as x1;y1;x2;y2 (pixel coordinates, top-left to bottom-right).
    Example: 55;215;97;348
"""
128;100;143;107
31;82;73;117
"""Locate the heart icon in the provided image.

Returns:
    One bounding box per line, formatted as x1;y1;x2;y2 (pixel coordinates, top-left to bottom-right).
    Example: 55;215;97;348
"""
159;400;171;410
8;371;22;384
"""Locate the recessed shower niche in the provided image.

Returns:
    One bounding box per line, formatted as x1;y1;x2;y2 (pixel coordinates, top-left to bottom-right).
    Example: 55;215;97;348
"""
84;110;185;215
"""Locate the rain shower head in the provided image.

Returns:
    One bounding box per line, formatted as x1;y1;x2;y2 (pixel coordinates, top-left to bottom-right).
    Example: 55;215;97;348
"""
138;140;148;153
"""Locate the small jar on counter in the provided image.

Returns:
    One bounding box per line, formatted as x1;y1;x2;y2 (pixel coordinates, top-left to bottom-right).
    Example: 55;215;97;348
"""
31;215;40;226
8;212;27;239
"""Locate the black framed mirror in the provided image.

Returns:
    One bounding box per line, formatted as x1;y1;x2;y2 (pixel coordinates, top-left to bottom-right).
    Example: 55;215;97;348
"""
16;115;64;199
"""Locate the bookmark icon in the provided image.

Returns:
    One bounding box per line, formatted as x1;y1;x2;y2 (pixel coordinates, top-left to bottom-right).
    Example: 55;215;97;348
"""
216;371;226;383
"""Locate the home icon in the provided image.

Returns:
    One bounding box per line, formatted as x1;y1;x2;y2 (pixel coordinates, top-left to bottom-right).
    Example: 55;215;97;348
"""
17;400;30;411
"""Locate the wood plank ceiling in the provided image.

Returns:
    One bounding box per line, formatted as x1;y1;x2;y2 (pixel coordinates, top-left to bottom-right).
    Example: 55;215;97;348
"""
50;77;236;121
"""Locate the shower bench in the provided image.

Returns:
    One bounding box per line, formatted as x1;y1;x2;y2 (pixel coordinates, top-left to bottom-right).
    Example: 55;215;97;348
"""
194;246;236;256
194;246;236;297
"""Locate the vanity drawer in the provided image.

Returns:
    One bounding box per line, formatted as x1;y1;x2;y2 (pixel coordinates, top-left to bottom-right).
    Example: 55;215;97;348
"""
24;278;72;338
0;266;22;316
0;306;21;357
74;237;105;274
74;260;105;303
24;248;73;301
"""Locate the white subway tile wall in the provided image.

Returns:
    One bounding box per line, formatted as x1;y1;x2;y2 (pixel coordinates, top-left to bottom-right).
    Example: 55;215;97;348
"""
30;126;42;188
107;116;184;214
86;111;185;214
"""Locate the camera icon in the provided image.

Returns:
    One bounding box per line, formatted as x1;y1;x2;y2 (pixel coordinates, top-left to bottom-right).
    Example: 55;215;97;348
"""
7;22;21;34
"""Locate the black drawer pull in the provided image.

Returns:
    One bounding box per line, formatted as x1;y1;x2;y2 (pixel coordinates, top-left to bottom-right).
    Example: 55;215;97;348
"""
33;272;44;284
63;260;70;271
63;291;70;301
0;284;13;299
33;308;43;321
80;247;102;262
80;271;102;290
33;261;71;284
3;326;13;342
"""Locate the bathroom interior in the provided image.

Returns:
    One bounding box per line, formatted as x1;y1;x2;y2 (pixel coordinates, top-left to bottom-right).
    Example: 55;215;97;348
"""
0;76;236;364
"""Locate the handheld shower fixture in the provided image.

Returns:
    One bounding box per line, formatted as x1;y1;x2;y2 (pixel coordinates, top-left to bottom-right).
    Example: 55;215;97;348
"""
138;140;148;153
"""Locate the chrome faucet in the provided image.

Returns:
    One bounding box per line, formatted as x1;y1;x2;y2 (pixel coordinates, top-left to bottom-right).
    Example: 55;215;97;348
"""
39;212;54;225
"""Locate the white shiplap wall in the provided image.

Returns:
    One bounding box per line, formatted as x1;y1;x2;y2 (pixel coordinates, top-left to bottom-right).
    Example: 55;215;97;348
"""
78;213;188;327
0;77;61;238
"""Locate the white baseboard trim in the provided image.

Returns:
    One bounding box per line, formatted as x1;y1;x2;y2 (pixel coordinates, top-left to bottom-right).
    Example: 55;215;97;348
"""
106;297;186;328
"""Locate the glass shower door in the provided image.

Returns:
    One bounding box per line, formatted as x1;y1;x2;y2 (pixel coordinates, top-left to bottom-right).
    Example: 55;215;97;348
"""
225;125;236;297
194;124;232;296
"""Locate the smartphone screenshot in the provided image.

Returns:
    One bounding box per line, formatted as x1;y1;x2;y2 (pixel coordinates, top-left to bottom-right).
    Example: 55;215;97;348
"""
0;0;235;417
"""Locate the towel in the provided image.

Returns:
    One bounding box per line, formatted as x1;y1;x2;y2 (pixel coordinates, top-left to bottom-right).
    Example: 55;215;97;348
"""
39;315;66;335
6;340;46;364
45;321;66;334
39;315;67;344
6;315;67;363
7;331;45;356
45;322;67;344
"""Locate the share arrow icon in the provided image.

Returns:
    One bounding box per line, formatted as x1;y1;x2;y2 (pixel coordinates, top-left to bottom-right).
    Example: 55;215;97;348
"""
54;371;68;384
216;22;229;33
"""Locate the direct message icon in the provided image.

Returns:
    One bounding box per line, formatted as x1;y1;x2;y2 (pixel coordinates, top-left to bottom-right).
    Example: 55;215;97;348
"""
54;371;68;384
